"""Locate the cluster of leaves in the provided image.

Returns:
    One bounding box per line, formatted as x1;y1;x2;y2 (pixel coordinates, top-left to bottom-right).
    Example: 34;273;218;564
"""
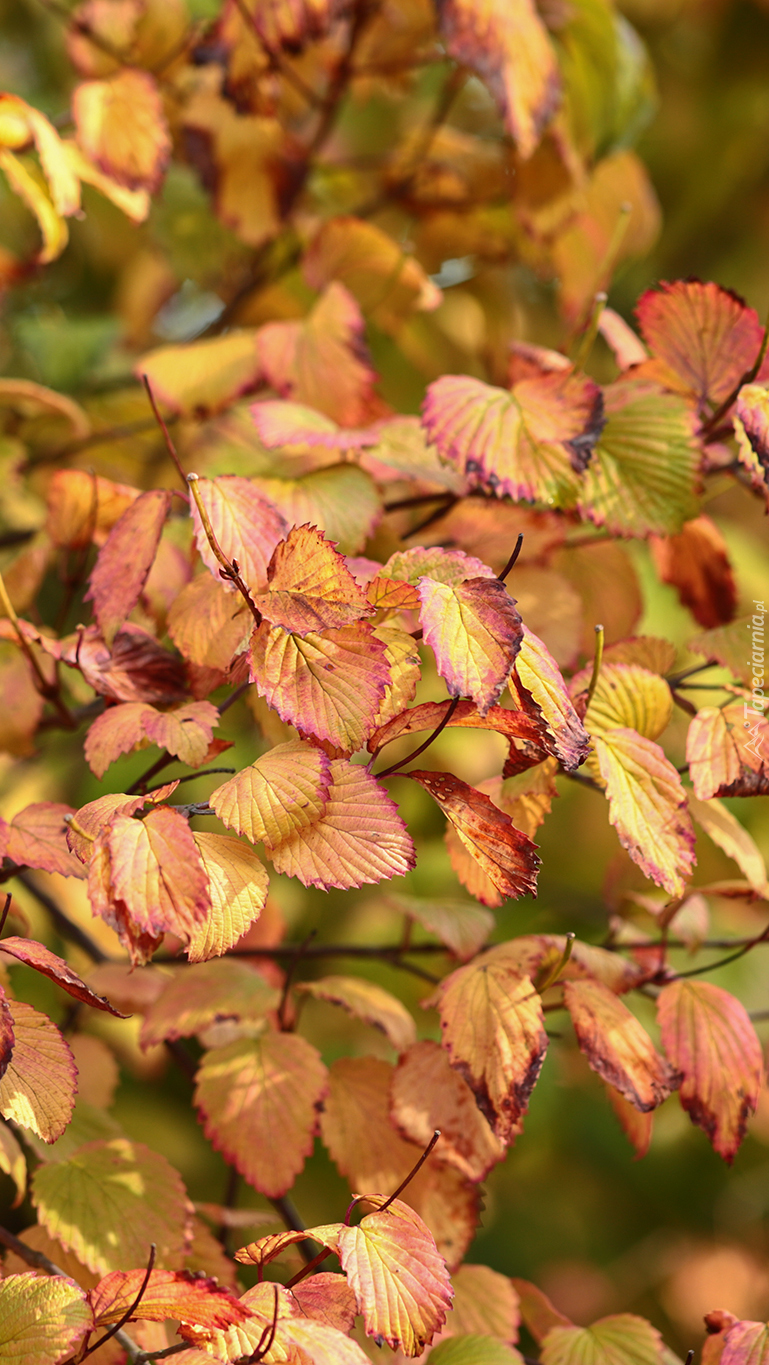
1;1;769;1364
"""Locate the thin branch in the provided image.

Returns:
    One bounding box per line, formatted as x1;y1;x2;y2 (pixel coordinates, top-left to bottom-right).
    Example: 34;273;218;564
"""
384;491;457;514
670;921;769;980
376;697;460;779
82;1245;157;1360
187;475;262;624
0;568;75;729
141;376;189;495
277;930;317;1030
376;1130;441;1214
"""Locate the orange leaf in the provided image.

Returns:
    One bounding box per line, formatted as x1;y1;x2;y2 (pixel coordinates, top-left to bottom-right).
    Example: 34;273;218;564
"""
392;1040;505;1181
0;938;127;1017
189;475;286;595
512;1279;572;1343
84;700;218;779
210;738;331;849
249;621;390;751
562;978;679;1112
4;802;83;878
246;0;342;48
103;805;211;944
303;216;441;334
269;759;415;890
194;1030;327;1196
369;698;547;759
0;999;76;1143
46;470;138;550
252;524;374;635
437;0;560;158
86;489;171;644
687;701;769;799
140;959;279;1049
650;516;736;629
0;987;14;1081
657;979;764;1161
296;975;416;1052
289;1274;358;1334
168;573;252;670
72;68;171;192
89;1268;250;1328
513;627;590;771
418;576;522;715
421;370;603;507
337;1196;452;1356
635;280;768;416
188;832;270;963
408;771;540;903
66;784;179;862
593;728;696;896
436;956;547;1141
256;283;379;427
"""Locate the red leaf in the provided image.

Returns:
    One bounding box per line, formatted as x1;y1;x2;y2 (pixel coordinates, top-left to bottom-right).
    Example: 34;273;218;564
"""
89;1268;250;1328
369;698;548;758
0;937;128;1016
64;624;189;705
563;978;679;1111
252;524;374;635
86;489;171;645
189;475;287;596
650;517;736;629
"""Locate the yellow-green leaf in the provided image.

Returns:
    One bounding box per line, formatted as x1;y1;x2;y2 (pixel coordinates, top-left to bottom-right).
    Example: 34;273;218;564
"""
0;1273;93;1365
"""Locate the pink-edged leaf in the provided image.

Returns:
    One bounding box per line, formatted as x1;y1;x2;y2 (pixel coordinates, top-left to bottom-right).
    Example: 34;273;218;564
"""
269;758;415;890
421;371;604;507
86;489;171;644
105;806;211;941
5;803;84;878
383;545;495;587
210;738;331;849
0;999;76;1142
418;576;522;716
0;985;14;1082
657;979;764;1161
289;1274;358;1333
89;1268;251;1328
513;628;590;771
734;383;769;497
0;937;127;1017
84;702;153;779
721;1321;769;1365
189;475;287;595
252;523;373;635
687;701;769;799
563;978;679;1111
250;399;382;450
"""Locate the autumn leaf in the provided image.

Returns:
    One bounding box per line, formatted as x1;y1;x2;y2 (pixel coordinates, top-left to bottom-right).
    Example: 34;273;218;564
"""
436;0;560;159
657;979;764;1161
86;489;171;644
562;979;679;1111
102;805;211;944
514;628;590;771
0;937;127;1016
0;1273;93;1365
180;1279;370;1364
84;700;218;779
269;759;415;889
577;379;698;537
31;1138;189;1273
369;698;548;759
583;663;673;742
436;956;547;1141
2;802;84;878
650;516;737;628
687;701;769;799
256;283;379;426
303;216;441;333
372;624;422;729
428;1338;522;1364
688;792;768;894
0;999;76;1143
246;0;343;48
140;959;279;1049
512;1280;571;1343
408;771;540;904
188;832;270;962
195;1030;327;1196
210;738;330;849
387;893;494;961
66;785;179;861
688;617;760;688
289;1274;358;1333
295;975;415;1052
73;68;171;191
0;988;13;1083
422;370;603;507
541;1314;663;1365
336;1196;453;1356
64;623;189;706
733;383;769;497
168;573;252;670
496;758;559;840
720;1321;769;1365
392;1040;505;1181
593;728;696;896
249;620;390;751
89;1268;250;1328
252;523;374;635
418;576;522;715
189;474;286;594
635;280;768;415
445;1264;521;1344
0;1119;26;1206
253;463;382;555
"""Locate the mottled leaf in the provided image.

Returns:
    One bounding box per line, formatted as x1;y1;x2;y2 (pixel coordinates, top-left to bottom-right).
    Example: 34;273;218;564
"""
296;975;416;1052
252;523;373;635
436;957;547;1141
687;701;769;799
514;628;590;771
734;383;769;496
31;1138;188;1273
419;576;522;715
657;979;764;1161
140;959;279;1048
422;371;603;506
409;771;539;904
86;489;171;644
195;1030;327;1196
89;1268;250;1328
105;805;211;942
0;1000;76;1143
392;1040;505;1181
563;978;679;1111
0;1272;93;1365
269;759;415;889
188;832;270;962
85;700;218;779
594;728;696;896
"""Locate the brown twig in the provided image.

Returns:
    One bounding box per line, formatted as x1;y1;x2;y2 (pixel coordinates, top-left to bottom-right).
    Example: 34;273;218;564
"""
374;697;460;777
81;1245;157;1360
141;376;189;495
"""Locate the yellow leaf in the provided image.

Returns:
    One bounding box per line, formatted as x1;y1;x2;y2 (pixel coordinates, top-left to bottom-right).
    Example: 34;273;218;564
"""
372;625;422;729
195;1031;327;1197
188;832;270;962
252;523;374;635
0;1119;26;1206
585;664;672;741
391;1040;505;1182
253;463;382;555
0;1273;93;1365
31;1137;189;1273
303;217;441;333
0;1000;76;1144
0;149;67;264
515;627;590;771
296;975;416;1052
210;738;331;849
138;335;264;418
72;68;170;192
688;792;768;895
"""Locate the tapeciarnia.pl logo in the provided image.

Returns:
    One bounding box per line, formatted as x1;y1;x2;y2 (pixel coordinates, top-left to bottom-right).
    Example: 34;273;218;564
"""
744;600;766;759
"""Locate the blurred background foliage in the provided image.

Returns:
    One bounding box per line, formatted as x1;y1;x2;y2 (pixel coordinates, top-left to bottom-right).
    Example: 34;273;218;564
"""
1;0;769;1358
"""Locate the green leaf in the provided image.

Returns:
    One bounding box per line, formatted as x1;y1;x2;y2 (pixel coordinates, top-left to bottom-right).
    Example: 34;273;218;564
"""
429;1335;523;1365
541;1314;663;1365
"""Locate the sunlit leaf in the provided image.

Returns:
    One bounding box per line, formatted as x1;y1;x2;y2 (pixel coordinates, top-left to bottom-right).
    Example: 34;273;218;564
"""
583;663;672;742
269;759;415;889
0;1000;76;1143
650;516;736;629
303;217;441;333
89;1268;250;1328
688;793;768;894
369;698;547;759
190;474;286;594
687;701;769;799
167;573;252;670
188;832;270;962
72;68;170;192
657;979;764;1161
734;383;769;497
210;737;330;850
86;489;171;644
140;959;279;1048
252;523;373;635
392;1040;505;1181
409;770;540;904
32;1138;188;1273
104;805;211;943
139;335;264;418
563;979;679;1111
0;1272;93;1365
593;728;696;896
419;576;522;715
436;957;547;1141
422;370;603;507
253;463;382;555
541;1314;663;1365
514;628;590;771
296;975;416;1052
289;1274;358;1333
336;1196;453;1356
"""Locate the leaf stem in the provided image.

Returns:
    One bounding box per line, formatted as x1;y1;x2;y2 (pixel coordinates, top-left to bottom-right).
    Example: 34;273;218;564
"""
376;697;460;778
376;1129;442;1214
670;921;769;980
497;533;524;583
141;375;189;495
187;474;262;624
585;624;605;709
0;568;75;729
